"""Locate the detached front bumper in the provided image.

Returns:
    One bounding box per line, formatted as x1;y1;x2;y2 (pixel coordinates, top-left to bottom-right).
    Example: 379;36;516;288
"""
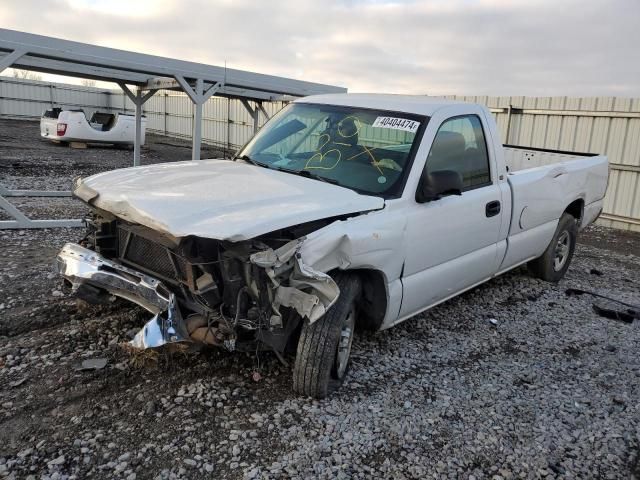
56;243;190;349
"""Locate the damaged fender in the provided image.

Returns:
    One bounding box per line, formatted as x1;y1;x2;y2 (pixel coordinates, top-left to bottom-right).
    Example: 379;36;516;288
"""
251;211;407;325
250;239;340;323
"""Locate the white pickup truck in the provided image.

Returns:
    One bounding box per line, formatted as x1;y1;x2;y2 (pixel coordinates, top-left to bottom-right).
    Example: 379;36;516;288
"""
57;94;608;398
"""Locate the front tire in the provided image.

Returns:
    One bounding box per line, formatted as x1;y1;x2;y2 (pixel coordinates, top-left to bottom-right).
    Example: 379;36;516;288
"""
292;273;360;398
528;213;578;282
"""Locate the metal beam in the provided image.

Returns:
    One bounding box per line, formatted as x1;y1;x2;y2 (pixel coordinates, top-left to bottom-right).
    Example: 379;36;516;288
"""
609;163;640;173
0;219;84;229
0;48;26;74
0;28;347;97
489;106;640;119
240;99;261;134
599;212;640;227
145;76;282;103
119;82;156;104
144;77;181;90
0;194;29;223
0;185;83;230
257;102;270;121
10;56;151;85
2;190;72;197
203;82;221;100
174;75;198;103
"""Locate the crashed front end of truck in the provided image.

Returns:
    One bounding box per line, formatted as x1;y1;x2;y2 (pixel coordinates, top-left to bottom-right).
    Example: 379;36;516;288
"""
57;186;342;355
55;100;423;398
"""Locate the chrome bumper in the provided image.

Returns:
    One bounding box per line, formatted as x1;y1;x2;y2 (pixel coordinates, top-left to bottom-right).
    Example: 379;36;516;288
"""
56;243;190;349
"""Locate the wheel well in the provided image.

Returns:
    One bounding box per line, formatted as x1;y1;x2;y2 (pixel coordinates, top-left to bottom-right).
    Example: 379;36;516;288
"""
346;269;387;331
564;199;584;225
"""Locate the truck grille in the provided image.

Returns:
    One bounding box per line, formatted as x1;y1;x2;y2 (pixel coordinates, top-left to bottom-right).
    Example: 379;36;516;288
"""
118;227;187;282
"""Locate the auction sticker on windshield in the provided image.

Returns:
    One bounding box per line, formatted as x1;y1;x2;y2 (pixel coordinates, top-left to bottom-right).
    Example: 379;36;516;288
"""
372;116;420;133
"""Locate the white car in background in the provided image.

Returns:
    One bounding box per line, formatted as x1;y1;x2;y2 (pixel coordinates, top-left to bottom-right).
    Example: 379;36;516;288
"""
40;108;146;145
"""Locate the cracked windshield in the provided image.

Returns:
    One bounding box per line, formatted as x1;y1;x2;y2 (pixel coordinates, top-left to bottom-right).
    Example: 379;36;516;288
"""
237;103;426;196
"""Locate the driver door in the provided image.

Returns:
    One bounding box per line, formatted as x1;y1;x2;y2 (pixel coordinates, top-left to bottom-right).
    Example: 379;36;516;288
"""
400;114;503;317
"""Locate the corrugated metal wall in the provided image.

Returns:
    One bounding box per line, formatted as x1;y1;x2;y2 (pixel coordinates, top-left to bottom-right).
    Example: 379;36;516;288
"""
447;96;640;231
0;76;136;118
142;92;285;151
1;76;638;231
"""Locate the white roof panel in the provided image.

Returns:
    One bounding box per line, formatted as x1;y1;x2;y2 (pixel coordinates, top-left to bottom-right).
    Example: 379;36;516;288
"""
295;93;466;116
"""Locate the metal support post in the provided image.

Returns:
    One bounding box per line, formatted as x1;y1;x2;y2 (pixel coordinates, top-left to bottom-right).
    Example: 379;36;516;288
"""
163;93;168;135
118;83;157;166
505;104;513;143
134;93;143;165
174;76;222;160
193;78;204;160
240;100;270;135
252;107;259;134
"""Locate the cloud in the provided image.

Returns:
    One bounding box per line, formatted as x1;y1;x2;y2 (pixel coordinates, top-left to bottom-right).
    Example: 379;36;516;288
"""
1;0;638;96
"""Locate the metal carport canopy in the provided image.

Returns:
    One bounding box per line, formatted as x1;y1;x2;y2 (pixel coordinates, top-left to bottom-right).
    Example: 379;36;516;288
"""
0;28;346;230
0;28;347;163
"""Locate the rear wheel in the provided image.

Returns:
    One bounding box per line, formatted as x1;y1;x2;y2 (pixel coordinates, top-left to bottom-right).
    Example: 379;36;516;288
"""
292;273;360;398
528;213;578;282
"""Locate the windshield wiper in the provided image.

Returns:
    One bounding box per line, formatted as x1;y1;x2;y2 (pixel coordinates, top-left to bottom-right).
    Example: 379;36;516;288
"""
234;154;266;168
288;169;340;186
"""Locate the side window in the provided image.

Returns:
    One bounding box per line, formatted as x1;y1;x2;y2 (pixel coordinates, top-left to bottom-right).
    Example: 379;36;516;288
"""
426;115;491;190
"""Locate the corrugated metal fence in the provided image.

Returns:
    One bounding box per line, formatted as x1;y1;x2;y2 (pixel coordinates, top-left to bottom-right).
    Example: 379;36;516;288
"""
1;76;638;231
0;76;136;117
143;93;285;151
447;96;640;231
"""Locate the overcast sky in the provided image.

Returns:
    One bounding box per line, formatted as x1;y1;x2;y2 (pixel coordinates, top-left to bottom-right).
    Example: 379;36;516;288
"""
1;0;638;96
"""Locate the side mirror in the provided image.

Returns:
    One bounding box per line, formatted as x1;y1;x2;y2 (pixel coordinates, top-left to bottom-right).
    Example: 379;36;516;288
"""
416;170;464;203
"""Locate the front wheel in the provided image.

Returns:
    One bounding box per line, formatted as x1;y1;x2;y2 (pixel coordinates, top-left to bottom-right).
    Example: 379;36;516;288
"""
292;273;360;398
528;213;578;282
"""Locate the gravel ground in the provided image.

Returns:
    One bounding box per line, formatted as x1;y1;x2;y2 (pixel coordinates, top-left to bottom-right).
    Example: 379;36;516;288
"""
1;118;639;479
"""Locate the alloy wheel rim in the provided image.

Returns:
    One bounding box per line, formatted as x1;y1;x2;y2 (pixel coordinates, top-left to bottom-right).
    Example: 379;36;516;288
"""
553;230;570;271
335;307;355;379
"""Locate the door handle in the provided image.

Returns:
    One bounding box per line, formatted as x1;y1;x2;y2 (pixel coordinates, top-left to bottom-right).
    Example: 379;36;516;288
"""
486;200;501;217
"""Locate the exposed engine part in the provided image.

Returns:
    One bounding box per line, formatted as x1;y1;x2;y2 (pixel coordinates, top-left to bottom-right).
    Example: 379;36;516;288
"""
185;314;237;346
59;212;345;355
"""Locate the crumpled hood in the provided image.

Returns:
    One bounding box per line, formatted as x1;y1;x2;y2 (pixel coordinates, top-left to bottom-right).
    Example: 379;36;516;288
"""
75;159;384;241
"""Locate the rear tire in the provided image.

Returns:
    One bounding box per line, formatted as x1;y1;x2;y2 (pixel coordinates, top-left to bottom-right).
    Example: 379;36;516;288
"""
528;213;578;282
292;273;360;399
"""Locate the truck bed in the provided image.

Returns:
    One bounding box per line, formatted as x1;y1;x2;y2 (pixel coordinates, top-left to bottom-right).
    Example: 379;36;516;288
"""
504;144;600;172
498;145;609;271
